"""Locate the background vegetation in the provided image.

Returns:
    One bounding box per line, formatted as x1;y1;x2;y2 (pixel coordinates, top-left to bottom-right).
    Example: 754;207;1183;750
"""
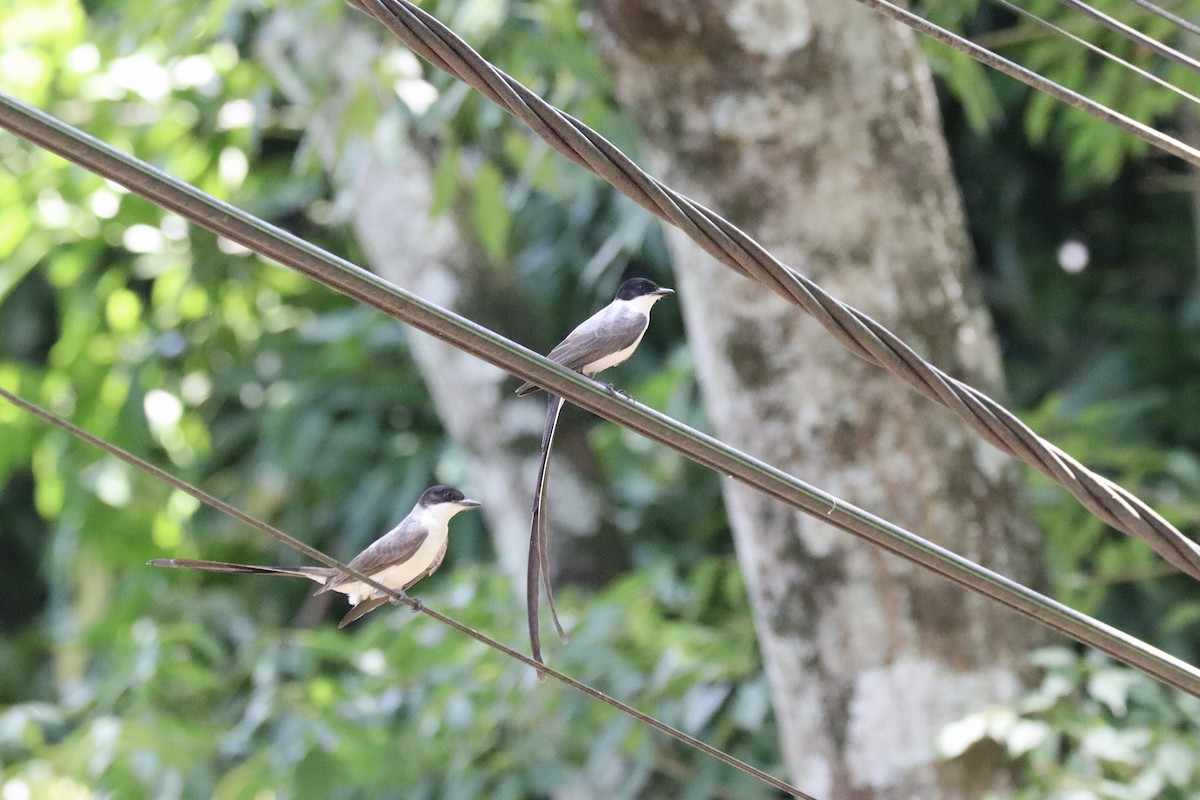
2;0;1199;796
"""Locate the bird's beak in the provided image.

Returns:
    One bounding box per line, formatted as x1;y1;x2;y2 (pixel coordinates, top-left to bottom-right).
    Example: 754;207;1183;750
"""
653;287;675;296
459;498;482;508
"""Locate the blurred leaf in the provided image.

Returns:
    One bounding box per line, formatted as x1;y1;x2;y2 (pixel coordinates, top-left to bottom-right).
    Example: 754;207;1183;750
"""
944;651;1200;799
471;160;510;262
431;142;461;218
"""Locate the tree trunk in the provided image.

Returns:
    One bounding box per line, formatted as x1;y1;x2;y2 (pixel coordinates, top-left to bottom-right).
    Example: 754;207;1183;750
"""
257;12;628;595
592;1;1046;797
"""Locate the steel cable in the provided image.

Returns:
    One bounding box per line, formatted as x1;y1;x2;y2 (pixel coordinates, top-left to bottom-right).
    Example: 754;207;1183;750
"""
0;387;814;800
990;0;1200;106
821;0;1200;166
343;0;1200;582
3;92;1199;698
1050;0;1200;72
1124;0;1200;39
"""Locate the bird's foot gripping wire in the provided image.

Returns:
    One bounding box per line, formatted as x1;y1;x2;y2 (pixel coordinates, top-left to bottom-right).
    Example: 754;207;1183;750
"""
390;592;423;613
602;382;631;400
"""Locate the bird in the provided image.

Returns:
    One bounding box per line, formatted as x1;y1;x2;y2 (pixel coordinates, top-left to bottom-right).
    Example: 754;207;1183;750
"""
516;277;674;664
148;485;481;627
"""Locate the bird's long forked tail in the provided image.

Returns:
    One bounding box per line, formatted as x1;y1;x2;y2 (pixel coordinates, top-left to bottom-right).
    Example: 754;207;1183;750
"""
528;394;568;666
147;559;331;582
151;559;396;628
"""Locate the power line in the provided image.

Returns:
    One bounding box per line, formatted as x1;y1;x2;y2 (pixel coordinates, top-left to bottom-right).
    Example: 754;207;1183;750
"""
1050;0;1200;73
991;0;1200;107
351;0;1200;170
840;0;1200;165
2;92;1198;700
1124;0;1200;39
0;385;816;800
967;0;1200;96
341;0;1200;583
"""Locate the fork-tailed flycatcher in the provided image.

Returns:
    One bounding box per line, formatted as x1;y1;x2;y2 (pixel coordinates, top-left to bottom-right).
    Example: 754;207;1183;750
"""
516;277;674;664
149;485;480;627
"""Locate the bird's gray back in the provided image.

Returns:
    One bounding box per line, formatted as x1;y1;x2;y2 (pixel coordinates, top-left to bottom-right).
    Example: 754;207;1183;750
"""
546;305;648;373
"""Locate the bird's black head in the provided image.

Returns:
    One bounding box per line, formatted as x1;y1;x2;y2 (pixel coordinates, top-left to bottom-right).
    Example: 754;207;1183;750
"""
615;277;674;301
419;485;482;508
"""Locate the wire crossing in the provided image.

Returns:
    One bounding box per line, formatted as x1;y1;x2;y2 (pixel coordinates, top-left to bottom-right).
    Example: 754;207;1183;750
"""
0;386;817;800
345;0;1200;583
2;92;1198;699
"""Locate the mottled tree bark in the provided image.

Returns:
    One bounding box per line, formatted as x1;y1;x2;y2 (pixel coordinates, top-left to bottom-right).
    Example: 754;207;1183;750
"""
258;12;627;595
592;1;1046;797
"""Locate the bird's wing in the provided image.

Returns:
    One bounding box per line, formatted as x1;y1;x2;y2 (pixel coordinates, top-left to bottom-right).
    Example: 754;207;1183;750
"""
321;518;429;594
516;307;647;395
546;307;647;372
337;538;449;627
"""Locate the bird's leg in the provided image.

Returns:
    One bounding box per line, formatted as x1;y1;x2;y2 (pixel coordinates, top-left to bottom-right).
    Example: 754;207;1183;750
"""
388;591;423;613
601;382;631;400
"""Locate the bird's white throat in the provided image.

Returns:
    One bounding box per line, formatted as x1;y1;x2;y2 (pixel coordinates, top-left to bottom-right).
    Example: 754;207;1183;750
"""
619;293;666;316
414;501;472;531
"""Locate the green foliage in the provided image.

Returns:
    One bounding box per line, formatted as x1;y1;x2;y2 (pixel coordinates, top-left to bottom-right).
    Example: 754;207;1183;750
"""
5;0;1200;795
942;648;1200;799
0;0;457;594
0;561;779;799
900;4;1200;794
936;0;1200;659
920;0;1200;191
0;0;728;796
1018;378;1200;663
